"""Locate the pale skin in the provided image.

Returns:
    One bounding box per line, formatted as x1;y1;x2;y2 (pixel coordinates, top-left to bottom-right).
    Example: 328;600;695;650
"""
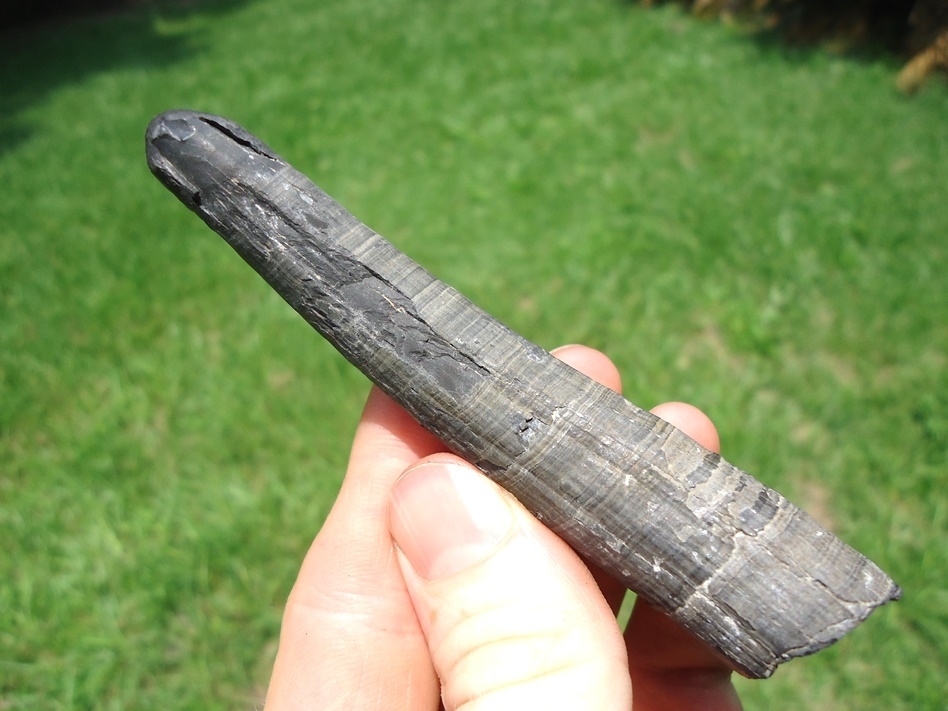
264;345;743;710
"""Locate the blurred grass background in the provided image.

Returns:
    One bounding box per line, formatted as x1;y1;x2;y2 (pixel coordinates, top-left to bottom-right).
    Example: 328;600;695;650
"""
1;0;945;708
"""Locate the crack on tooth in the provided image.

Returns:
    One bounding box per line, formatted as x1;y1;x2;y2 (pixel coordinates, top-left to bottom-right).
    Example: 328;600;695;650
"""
199;115;277;159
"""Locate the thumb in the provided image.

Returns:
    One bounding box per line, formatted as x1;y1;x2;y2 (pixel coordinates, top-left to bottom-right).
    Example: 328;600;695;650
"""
389;457;631;711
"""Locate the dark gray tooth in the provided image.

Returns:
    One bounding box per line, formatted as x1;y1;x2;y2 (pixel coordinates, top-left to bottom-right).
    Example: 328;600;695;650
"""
145;109;901;679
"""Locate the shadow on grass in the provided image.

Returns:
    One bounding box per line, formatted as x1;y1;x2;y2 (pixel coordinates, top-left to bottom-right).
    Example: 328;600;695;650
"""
626;0;919;62
742;26;905;71
0;0;254;155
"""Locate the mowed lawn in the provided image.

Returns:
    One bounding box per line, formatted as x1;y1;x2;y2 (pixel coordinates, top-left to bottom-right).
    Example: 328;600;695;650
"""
1;0;945;708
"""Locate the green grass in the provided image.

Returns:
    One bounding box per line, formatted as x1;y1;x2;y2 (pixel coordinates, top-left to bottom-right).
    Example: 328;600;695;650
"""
1;0;946;708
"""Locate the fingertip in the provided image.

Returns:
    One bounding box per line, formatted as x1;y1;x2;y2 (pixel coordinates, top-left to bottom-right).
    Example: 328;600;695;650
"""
651;401;721;454
551;344;623;394
389;458;515;581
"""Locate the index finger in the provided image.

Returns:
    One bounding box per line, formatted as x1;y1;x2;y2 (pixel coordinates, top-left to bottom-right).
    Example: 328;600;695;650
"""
265;388;444;710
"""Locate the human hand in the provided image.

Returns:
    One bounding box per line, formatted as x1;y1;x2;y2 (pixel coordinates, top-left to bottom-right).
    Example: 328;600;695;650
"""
264;345;742;710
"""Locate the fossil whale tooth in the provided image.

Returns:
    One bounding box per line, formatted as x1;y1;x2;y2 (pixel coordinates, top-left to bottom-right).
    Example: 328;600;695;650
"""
146;109;900;678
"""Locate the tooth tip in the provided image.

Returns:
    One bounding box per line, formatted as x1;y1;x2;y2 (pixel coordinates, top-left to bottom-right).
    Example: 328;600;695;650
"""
146;109;198;144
